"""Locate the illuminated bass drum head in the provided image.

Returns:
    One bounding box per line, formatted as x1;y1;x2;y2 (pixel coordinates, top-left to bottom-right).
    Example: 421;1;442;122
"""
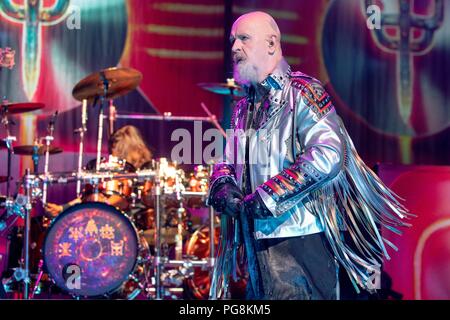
43;202;139;298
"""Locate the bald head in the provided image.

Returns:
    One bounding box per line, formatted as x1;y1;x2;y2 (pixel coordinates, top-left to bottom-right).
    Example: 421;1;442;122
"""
230;11;283;85
232;11;281;43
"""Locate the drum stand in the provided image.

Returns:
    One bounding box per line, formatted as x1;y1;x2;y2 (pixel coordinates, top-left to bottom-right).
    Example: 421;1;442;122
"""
1;99;16;197
28;114;58;297
152;164;216;300
174;167;185;261
96;73;110;172
22;169;34;299
154;161;163;299
5;111;59;299
75;99;88;196
41;111;58;204
208;164;215;267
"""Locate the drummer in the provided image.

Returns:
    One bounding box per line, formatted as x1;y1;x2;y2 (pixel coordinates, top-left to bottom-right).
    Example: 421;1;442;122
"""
107;125;153;170
45;125;153;217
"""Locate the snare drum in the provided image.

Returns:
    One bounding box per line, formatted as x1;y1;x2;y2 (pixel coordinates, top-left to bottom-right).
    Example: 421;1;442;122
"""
43;202;149;298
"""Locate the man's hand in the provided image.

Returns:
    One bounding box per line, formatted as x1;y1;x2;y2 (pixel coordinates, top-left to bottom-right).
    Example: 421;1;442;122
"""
44;202;63;218
209;182;244;217
243;192;272;219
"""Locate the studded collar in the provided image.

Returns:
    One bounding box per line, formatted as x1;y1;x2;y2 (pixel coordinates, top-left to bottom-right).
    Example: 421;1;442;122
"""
243;59;292;130
260;58;291;91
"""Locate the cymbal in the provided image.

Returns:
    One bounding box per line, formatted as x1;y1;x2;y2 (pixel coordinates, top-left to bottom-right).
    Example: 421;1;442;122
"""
72;67;143;102
13;145;63;156
1;102;45;114
198;79;246;97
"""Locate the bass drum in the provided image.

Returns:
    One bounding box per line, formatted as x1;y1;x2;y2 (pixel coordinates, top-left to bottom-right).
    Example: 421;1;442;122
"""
184;225;247;299
43;202;148;298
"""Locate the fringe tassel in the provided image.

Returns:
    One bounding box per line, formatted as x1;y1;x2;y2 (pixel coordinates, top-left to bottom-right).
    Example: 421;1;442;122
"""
306;126;414;293
210;208;261;300
209;215;237;299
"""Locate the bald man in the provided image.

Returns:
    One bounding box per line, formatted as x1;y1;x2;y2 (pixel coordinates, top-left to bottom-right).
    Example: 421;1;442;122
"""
230;11;282;86
208;12;411;300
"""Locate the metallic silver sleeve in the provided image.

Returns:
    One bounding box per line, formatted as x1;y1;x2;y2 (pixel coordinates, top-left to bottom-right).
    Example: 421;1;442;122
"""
258;80;344;217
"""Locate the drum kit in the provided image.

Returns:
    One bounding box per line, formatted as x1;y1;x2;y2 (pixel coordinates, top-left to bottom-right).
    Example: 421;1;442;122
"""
0;63;247;300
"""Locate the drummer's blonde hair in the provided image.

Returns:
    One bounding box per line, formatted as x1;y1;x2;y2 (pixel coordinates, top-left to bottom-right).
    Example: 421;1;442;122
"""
108;125;152;169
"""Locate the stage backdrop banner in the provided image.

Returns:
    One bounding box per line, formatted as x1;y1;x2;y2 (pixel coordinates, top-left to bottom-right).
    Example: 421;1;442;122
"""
1;2;450;300
378;164;450;300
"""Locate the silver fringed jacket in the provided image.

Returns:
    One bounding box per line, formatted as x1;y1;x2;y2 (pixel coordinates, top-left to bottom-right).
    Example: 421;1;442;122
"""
209;59;412;291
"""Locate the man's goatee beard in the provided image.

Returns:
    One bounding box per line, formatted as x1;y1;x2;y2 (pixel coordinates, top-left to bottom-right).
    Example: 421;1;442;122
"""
233;62;259;86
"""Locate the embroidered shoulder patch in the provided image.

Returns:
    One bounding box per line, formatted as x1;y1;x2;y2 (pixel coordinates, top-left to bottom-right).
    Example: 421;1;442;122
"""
291;77;333;118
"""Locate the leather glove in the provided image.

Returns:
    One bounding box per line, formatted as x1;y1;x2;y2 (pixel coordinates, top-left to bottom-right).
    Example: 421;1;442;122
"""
209;182;244;217
243;192;272;219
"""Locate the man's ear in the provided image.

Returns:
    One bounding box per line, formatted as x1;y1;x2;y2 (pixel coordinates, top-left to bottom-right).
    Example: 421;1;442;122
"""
267;35;277;55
